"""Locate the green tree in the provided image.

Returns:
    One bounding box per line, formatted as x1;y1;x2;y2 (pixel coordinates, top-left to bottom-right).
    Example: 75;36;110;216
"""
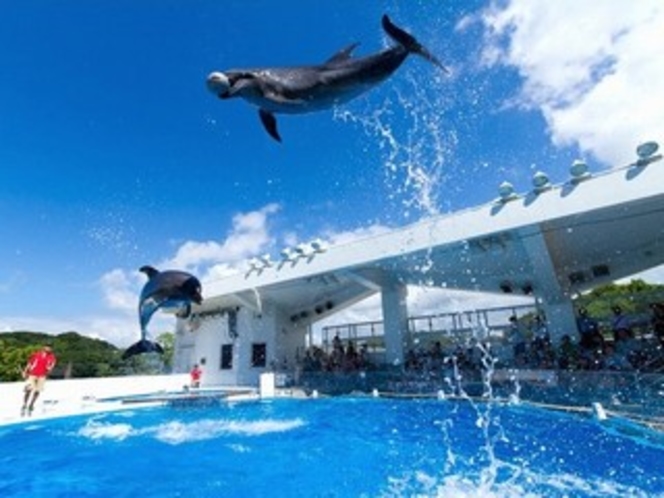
0;340;35;381
0;331;123;381
576;279;664;319
157;332;175;371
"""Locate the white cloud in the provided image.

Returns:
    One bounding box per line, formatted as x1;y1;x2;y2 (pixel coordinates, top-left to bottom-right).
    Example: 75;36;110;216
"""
475;0;664;166
88;205;285;346
99;268;140;312
163;203;280;280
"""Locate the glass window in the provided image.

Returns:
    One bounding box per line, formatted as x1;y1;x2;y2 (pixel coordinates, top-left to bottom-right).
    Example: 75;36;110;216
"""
251;343;267;368
220;344;233;370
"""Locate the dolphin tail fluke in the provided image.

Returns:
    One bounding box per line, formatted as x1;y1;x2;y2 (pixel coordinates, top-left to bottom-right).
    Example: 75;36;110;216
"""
122;339;165;360
381;15;449;73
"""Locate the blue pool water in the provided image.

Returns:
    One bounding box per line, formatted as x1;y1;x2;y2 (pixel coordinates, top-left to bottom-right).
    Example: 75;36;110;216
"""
1;397;664;497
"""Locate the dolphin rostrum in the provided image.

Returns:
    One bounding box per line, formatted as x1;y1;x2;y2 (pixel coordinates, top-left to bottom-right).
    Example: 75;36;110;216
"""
206;15;447;142
122;265;203;360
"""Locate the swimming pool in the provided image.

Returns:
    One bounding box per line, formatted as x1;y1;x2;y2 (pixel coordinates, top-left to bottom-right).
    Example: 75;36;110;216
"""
1;397;663;497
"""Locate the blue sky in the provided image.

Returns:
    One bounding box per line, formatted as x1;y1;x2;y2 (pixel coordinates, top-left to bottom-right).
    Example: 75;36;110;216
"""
1;1;663;346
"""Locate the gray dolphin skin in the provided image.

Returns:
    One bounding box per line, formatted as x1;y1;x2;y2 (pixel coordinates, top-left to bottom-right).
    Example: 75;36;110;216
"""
122;265;203;360
206;14;447;142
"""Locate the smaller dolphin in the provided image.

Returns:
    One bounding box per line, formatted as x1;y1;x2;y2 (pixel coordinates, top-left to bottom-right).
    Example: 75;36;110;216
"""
123;265;203;360
206;14;447;142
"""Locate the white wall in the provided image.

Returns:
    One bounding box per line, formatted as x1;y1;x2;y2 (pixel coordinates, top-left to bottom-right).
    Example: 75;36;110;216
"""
174;305;309;387
0;374;188;425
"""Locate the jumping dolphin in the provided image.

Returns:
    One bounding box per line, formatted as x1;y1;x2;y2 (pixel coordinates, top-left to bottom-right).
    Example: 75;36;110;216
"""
122;265;203;360
206;14;447;142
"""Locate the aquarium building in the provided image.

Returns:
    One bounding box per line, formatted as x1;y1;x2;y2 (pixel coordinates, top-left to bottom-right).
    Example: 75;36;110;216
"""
173;143;664;386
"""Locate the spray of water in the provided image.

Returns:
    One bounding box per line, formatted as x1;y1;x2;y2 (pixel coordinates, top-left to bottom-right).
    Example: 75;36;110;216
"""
331;28;529;494
438;313;516;492
334;68;456;222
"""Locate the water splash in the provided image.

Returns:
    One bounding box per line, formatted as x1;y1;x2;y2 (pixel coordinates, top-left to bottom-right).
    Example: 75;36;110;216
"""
83;208;140;259
382;467;656;498
439;314;514;492
334;69;456;221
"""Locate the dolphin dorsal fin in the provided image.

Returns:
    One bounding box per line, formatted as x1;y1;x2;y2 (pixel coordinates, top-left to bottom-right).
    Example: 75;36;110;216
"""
139;265;159;279
324;42;360;65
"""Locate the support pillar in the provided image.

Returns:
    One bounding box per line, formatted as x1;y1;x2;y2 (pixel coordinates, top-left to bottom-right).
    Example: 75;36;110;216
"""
538;301;578;342
381;281;409;367
522;229;577;343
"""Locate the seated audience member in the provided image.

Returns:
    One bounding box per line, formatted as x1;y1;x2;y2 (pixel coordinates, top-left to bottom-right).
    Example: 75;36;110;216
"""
611;305;632;341
650;302;664;346
603;343;633;371
576;307;599;351
557;335;578;370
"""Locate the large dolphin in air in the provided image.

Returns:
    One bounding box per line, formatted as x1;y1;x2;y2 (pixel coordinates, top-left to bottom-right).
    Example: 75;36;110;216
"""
206;15;447;142
122;265;203;360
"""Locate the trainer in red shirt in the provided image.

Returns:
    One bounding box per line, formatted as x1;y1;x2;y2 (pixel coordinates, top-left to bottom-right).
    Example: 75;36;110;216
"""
21;345;57;416
190;364;202;388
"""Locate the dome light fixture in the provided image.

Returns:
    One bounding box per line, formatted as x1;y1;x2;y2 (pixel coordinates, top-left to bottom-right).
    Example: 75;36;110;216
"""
635;141;661;166
532;171;551;192
569;159;590;183
498;181;517;202
310;239;327;253
637;141;659;159
280;247;296;261
294;243;312;258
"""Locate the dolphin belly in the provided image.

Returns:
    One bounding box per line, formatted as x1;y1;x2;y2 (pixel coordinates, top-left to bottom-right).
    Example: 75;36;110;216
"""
243;83;376;114
139;296;196;333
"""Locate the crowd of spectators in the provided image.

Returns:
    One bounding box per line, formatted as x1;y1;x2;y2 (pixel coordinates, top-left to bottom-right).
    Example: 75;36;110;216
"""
490;303;664;372
300;334;373;373
303;302;664;374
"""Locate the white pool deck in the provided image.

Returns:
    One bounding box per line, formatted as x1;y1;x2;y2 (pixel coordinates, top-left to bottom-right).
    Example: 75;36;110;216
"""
0;375;260;427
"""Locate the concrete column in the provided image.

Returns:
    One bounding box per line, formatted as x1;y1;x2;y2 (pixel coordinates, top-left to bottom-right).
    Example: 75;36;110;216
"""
538;300;578;342
522;228;576;343
381;281;409;367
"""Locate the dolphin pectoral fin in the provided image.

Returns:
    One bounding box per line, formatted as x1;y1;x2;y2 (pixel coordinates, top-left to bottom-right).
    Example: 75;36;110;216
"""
259;109;282;142
324;42;360;65
122;339;165;360
227;78;256;97
381;14;449;73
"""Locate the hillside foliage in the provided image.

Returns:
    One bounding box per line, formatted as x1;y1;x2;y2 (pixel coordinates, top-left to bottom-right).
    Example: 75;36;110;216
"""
0;331;175;382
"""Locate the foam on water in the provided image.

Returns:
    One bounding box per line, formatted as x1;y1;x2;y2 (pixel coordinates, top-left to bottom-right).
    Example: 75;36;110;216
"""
152;417;305;445
76;416;305;445
77;420;134;441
